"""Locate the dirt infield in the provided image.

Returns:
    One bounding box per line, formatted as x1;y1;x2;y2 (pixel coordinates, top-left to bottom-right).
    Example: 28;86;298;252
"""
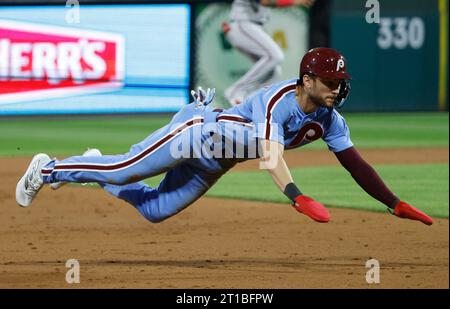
0;148;448;288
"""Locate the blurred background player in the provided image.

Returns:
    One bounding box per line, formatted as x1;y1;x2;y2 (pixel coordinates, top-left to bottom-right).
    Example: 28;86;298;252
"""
223;0;315;106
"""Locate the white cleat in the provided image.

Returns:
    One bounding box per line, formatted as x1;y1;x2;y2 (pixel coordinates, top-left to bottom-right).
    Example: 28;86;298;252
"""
16;153;51;207
50;148;102;190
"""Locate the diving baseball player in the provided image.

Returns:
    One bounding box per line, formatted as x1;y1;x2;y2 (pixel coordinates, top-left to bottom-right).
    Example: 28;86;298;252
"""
224;0;314;105
16;48;433;226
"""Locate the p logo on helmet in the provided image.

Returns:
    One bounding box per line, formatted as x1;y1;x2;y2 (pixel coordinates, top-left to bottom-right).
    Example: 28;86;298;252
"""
336;58;345;72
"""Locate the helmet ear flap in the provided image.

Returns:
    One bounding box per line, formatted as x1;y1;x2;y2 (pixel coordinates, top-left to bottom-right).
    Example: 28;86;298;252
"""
334;80;351;109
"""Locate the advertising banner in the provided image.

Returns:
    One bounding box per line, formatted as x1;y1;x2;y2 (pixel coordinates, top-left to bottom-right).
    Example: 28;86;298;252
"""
0;4;190;115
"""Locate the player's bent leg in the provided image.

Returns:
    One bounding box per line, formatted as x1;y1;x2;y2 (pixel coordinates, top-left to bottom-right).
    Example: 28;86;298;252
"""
100;163;227;223
263;65;282;86
99;181;160;220
41;112;202;187
51;148;102;190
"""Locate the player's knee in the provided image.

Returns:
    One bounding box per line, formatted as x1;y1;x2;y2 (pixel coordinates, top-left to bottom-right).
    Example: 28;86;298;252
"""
137;207;167;223
141;204;177;223
145;215;167;224
272;50;284;65
273;65;282;78
263;52;283;70
134;193;193;224
145;211;175;224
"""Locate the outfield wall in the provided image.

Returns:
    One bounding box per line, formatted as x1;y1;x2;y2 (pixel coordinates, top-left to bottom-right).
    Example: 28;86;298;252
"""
332;0;449;112
0;0;448;115
0;2;191;115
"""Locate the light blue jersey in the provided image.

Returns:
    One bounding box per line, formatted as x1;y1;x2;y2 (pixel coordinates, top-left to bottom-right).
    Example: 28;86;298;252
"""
41;79;353;223
226;78;353;152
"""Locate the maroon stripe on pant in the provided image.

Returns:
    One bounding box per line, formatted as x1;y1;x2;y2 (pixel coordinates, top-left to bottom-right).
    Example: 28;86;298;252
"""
217;115;250;124
51;118;204;172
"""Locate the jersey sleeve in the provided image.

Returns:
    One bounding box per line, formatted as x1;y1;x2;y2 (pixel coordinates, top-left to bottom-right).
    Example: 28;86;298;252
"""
322;111;353;152
251;88;291;145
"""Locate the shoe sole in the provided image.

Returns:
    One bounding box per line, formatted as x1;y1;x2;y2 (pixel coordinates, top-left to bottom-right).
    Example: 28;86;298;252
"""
16;153;50;207
50;148;102;190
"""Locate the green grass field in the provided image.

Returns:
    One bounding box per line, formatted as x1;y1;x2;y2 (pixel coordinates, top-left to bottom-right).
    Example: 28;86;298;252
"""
303;112;449;149
0;115;170;156
141;163;448;217
204;164;449;218
0;112;448;156
1;112;448;217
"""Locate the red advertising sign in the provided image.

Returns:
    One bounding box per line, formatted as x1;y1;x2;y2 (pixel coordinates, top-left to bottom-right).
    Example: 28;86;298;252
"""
0;20;125;104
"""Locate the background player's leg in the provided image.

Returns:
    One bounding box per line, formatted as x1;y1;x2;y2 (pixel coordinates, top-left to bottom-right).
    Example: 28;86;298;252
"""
261;65;282;86
225;21;284;103
100;162;227;223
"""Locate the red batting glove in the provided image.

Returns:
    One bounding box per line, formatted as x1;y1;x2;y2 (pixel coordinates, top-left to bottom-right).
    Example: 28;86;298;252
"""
293;195;330;223
392;201;433;226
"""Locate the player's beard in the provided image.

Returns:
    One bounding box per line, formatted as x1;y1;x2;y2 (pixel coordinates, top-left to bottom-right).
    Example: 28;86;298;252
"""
310;93;331;109
323;96;336;108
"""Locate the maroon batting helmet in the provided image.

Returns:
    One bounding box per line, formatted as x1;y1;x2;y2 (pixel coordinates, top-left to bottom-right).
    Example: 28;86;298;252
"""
299;47;351;81
298;47;352;108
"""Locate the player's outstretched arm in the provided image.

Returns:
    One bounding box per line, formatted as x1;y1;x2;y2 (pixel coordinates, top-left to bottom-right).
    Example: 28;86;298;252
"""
259;139;330;222
260;0;315;8
334;146;433;225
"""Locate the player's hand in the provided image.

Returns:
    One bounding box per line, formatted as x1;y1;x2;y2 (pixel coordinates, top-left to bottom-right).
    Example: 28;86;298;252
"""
391;201;433;225
292;195;330;223
191;87;216;108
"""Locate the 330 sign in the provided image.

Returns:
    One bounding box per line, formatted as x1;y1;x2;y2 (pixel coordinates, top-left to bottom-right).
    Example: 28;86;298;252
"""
377;17;425;50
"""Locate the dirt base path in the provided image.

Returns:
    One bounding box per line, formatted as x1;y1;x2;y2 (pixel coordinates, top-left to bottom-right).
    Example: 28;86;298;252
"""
0;148;448;288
